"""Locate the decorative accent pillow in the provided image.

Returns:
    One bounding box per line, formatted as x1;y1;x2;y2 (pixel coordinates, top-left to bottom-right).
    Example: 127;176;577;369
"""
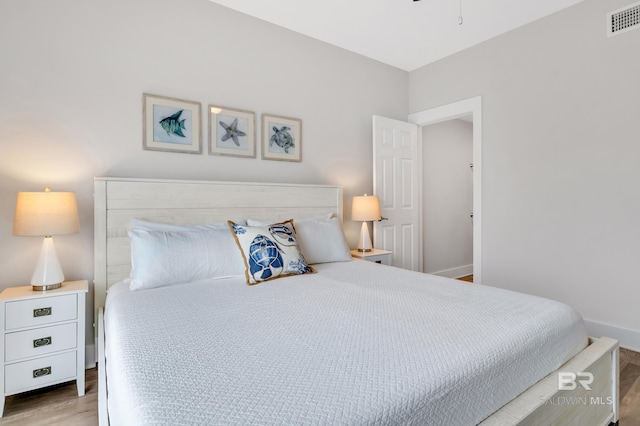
228;220;315;285
247;214;351;264
129;227;245;291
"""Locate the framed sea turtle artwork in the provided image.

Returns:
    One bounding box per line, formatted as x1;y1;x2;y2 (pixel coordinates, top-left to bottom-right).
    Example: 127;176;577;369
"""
143;93;202;154
208;105;256;158
261;114;302;162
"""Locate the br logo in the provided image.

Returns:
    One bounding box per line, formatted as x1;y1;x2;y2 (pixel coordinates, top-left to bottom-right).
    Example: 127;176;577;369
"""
558;372;594;390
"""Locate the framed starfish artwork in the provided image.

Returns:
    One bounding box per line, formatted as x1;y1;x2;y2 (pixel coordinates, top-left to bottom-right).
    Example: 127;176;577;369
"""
143;93;202;154
261;114;302;162
208;105;256;158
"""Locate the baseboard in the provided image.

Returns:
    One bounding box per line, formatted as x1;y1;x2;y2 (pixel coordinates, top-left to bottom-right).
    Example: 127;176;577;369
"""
429;264;473;279
584;319;640;352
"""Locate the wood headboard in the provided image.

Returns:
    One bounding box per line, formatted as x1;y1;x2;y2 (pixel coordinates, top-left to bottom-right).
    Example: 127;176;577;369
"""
93;177;343;314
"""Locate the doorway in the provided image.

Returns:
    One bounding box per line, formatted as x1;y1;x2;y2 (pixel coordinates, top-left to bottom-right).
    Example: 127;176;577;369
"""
422;116;473;280
408;96;482;284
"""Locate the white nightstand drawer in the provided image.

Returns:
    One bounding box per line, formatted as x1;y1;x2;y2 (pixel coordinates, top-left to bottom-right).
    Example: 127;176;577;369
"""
5;294;77;330
364;254;389;264
5;351;76;394
351;249;392;266
5;323;77;362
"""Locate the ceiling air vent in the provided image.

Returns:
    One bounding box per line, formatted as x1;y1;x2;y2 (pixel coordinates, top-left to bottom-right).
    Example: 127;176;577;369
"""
607;1;640;37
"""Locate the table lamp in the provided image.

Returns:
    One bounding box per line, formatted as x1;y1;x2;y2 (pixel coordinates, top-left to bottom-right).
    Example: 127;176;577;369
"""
351;194;381;252
13;187;80;291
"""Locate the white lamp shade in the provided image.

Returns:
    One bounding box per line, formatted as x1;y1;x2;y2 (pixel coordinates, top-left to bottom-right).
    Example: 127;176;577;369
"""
351;195;381;221
13;191;79;236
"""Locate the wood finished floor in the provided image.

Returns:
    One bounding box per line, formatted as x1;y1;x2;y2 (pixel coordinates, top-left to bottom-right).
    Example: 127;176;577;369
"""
620;347;640;425
1;351;638;425
0;368;97;426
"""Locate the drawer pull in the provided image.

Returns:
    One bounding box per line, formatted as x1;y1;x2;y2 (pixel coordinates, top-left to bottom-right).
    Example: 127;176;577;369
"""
33;307;52;317
33;366;52;378
33;337;52;348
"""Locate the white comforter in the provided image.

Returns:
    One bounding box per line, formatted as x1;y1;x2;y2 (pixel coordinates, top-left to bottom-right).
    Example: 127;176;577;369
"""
105;260;587;425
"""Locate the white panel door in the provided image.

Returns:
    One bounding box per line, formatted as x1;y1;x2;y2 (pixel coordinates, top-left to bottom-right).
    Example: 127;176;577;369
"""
372;116;421;271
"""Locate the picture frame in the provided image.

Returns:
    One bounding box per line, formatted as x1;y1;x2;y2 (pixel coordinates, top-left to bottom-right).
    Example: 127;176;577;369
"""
143;93;201;154
208;105;256;158
261;114;302;162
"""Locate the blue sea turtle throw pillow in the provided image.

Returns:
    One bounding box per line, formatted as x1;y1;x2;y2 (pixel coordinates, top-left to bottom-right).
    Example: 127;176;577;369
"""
228;220;315;285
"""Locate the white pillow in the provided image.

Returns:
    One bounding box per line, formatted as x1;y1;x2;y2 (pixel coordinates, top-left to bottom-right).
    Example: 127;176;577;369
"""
247;215;351;264
128;227;245;291
297;217;352;264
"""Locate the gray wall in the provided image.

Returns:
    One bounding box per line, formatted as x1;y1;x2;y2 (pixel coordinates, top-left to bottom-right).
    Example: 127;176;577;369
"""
422;119;473;277
0;0;408;350
410;0;640;346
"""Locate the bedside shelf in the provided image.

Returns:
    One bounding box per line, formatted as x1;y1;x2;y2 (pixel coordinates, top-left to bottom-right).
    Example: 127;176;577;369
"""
0;280;88;417
350;249;392;265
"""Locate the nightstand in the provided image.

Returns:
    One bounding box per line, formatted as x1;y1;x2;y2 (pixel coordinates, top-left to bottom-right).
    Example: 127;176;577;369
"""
351;249;392;265
0;280;88;416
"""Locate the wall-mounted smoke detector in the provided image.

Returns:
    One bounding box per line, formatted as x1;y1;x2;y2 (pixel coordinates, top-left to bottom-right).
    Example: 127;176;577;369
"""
607;1;640;37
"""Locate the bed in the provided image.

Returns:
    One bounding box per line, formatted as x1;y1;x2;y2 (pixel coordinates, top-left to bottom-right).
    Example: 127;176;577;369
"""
94;177;619;426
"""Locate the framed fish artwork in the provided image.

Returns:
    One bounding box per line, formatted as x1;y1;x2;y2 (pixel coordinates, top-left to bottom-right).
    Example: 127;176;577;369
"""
143;93;202;154
208;105;256;158
261;114;302;162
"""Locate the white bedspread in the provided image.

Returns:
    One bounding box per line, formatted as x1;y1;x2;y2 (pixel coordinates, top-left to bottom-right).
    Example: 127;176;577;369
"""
105;260;587;425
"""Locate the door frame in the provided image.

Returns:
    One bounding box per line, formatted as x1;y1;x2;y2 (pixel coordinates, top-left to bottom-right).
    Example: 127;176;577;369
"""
408;96;482;284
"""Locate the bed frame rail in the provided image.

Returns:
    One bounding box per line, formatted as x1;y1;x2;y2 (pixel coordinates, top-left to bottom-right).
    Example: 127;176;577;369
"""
480;336;619;426
98;307;108;425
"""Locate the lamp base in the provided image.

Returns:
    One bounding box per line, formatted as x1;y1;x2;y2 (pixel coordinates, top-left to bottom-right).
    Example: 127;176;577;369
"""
357;221;374;252
32;282;62;291
30;236;65;291
356;248;373;253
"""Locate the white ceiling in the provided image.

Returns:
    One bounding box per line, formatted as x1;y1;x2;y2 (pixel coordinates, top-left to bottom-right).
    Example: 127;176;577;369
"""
208;0;584;71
